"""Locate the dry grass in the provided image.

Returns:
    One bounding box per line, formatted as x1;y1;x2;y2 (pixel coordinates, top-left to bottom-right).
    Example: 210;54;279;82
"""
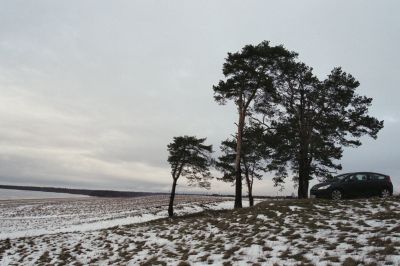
2;197;400;265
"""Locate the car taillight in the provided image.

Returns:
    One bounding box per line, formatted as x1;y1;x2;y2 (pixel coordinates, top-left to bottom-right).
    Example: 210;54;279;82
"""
388;176;392;183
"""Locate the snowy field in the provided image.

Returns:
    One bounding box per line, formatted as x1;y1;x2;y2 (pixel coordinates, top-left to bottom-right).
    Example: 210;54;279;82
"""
1;196;400;265
0;194;235;240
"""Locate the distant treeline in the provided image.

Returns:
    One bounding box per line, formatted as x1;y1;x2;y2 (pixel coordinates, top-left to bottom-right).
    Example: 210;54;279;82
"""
0;184;294;199
0;184;168;198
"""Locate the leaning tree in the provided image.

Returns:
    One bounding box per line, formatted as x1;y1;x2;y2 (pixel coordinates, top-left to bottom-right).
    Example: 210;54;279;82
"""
167;136;213;217
261;62;384;198
213;41;296;208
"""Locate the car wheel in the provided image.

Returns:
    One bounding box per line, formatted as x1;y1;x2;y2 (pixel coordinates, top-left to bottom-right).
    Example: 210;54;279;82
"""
380;189;390;198
331;190;342;200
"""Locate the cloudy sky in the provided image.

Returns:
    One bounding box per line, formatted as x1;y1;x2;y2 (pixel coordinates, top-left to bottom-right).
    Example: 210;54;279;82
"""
0;1;399;195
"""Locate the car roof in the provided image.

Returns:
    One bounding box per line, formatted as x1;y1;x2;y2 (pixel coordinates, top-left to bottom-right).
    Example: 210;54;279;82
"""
338;172;388;177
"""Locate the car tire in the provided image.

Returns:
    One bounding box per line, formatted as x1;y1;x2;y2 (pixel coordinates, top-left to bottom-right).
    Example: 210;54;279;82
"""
380;189;391;198
331;190;342;200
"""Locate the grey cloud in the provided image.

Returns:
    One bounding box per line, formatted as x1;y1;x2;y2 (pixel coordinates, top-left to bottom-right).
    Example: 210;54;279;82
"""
0;1;399;195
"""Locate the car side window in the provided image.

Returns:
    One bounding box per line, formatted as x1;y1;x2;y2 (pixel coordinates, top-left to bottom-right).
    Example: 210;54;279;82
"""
370;174;385;180
344;175;353;182
354;174;368;181
345;175;358;182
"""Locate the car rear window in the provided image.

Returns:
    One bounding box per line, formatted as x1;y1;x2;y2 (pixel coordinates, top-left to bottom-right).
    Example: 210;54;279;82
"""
370;174;387;180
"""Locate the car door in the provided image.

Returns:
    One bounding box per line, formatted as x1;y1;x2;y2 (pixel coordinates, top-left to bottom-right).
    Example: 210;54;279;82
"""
341;174;357;197
342;173;368;198
352;173;369;197
368;173;386;196
363;174;376;197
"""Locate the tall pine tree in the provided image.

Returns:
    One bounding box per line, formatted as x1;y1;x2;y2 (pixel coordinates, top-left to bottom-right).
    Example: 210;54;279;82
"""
262;62;384;198
213;41;296;208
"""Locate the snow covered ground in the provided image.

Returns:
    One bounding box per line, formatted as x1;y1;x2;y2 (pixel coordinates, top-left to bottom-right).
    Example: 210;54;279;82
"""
1;196;399;265
0;195;237;240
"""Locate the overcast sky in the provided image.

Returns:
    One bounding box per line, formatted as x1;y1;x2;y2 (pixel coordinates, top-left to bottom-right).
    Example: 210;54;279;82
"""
0;1;399;195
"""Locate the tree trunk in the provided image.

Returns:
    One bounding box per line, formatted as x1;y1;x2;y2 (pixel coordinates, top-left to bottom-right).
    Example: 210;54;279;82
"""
168;178;177;217
297;89;308;199
304;179;309;198
244;169;253;207
301;178;308;199
234;108;245;209
298;138;310;199
297;175;304;199
303;165;310;198
297;157;308;199
297;162;309;199
248;186;254;207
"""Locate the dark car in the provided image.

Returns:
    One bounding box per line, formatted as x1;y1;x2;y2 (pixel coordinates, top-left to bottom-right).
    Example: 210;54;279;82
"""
310;172;393;200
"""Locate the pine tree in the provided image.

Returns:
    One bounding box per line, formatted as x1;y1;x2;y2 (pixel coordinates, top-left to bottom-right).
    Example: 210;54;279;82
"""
263;62;384;198
213;41;296;208
216;125;269;206
167;136;213;217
